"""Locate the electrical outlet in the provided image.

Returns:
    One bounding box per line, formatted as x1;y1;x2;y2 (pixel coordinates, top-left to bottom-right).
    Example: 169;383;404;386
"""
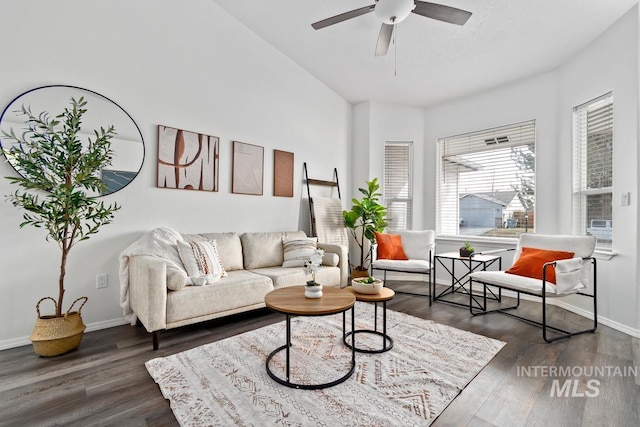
96;273;108;289
621;192;631;206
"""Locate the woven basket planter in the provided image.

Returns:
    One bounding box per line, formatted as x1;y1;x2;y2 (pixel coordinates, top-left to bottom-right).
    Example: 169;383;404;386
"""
30;296;87;357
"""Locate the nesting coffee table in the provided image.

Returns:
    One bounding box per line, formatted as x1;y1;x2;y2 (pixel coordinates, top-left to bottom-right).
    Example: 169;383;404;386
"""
264;286;356;390
343;286;395;353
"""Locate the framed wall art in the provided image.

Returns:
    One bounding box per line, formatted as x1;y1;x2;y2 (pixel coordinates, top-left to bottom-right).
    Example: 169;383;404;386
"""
232;141;264;195
273;149;294;197
157;125;219;191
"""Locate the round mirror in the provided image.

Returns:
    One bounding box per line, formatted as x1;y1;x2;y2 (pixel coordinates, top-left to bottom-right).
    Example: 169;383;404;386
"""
0;85;145;196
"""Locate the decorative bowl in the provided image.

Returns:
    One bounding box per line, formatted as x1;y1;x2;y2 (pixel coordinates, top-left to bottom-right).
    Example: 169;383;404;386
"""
351;278;384;294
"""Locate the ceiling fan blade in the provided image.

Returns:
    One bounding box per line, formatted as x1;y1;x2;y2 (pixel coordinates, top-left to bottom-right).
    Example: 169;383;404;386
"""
375;23;394;57
311;5;376;30
412;1;472;26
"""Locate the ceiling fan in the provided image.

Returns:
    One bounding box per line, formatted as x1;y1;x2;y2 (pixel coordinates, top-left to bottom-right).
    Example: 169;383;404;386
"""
311;0;472;56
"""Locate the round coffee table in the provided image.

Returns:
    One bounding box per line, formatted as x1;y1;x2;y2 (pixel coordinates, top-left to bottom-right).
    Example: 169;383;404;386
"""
264;286;356;390
343;286;395;353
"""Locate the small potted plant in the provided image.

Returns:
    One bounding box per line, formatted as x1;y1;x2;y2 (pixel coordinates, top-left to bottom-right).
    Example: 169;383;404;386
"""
459;242;474;257
351;276;384;294
304;248;325;298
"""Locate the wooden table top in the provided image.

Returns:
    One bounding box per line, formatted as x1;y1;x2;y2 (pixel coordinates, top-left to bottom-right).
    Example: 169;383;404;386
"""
264;286;355;315
344;286;395;302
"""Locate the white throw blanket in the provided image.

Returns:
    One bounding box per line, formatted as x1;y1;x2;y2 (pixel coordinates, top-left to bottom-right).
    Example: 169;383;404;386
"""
119;227;185;324
554;258;585;294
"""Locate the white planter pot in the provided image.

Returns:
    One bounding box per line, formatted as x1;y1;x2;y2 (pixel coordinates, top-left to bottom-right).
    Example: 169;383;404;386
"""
305;284;323;298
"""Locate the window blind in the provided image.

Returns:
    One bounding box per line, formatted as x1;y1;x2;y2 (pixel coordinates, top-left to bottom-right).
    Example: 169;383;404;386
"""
437;120;536;238
384;142;413;230
573;93;613;250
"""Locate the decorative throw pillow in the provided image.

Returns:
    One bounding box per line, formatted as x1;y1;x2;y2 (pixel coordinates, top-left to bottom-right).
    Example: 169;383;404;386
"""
506;247;575;284
322;252;340;267
375;232;408;260
177;239;227;284
282;238;318;267
166;264;188;291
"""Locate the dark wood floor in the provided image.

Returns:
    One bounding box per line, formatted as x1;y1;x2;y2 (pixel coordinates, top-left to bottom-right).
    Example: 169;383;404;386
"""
1;281;638;426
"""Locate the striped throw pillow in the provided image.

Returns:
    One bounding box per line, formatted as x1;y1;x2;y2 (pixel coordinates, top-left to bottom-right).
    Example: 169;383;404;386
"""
282;238;318;268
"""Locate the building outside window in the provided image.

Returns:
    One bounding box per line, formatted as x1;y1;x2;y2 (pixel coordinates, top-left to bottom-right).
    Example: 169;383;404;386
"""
384;142;413;230
436;120;536;239
573;93;613;251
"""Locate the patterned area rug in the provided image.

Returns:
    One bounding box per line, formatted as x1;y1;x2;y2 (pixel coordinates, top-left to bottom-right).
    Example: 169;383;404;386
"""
146;303;505;426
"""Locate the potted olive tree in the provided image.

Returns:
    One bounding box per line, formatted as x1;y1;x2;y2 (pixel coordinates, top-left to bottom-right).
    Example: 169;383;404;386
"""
342;178;388;277
2;97;120;356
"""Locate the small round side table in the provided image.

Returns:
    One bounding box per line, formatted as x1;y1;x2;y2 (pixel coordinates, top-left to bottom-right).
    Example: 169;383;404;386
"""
343;286;395;353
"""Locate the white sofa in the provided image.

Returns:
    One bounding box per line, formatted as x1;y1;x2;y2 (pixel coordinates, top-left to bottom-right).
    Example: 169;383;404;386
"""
123;230;347;349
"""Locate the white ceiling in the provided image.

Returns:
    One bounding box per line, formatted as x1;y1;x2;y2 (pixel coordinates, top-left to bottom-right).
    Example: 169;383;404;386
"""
211;0;638;108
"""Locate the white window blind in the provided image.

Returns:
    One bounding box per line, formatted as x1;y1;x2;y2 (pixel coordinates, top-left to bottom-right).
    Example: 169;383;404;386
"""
573;93;613;250
437;120;536;238
384;142;413;230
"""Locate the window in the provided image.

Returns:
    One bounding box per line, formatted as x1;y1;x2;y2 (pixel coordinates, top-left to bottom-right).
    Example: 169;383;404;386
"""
384;142;413;230
573;93;613;250
437;121;536;238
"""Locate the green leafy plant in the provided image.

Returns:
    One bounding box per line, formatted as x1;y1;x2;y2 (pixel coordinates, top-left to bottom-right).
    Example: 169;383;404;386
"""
459;241;474;257
354;276;376;284
342;178;388;272
3;97;121;317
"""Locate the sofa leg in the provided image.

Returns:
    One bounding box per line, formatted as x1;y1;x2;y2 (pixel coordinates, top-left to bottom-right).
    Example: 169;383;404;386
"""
152;331;160;350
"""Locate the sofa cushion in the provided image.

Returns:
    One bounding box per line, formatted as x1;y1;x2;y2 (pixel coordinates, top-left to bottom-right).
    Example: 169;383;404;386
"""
166;270;273;323
470;270;578;296
186;233;244;271
250;265;340;289
241;231;306;269
372;258;432;273
282;237;318;267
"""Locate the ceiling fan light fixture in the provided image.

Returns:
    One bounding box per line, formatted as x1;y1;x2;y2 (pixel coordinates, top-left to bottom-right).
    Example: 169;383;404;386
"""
374;0;415;25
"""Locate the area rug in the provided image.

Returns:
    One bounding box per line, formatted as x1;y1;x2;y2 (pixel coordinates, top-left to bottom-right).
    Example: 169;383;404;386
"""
146;303;505;426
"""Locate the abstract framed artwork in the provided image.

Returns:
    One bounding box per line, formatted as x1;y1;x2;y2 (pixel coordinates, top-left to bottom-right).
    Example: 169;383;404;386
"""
273;149;294;197
232;141;264;195
157;125;219;191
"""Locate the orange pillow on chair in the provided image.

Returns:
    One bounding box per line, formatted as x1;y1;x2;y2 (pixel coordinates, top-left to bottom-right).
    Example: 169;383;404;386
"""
375;232;408;260
506;247;574;284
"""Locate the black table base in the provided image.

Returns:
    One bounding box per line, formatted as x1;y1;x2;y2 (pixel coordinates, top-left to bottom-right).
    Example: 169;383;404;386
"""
343;300;393;354
266;308;356;390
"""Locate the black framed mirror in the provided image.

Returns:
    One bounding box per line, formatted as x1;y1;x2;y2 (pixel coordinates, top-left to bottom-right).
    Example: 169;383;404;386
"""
0;85;145;196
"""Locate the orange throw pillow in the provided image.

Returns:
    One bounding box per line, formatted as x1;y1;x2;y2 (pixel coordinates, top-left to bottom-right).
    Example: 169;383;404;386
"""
506;247;574;284
375;232;408;260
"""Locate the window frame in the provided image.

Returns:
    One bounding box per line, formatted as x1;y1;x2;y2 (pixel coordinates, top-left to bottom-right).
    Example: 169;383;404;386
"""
572;92;614;251
383;141;413;231
436;120;537;241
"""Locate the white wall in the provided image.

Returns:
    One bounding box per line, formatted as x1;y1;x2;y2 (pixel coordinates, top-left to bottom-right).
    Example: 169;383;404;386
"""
348;101;425;267
424;7;639;334
0;0;350;347
349;101;425;226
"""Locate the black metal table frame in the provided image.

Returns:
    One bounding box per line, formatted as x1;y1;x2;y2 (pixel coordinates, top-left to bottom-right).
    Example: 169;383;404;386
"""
266;308;355;390
342;300;394;354
434;253;502;308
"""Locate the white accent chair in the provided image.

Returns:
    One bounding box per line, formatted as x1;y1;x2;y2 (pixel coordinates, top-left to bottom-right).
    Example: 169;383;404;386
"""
371;230;435;304
469;234;598;343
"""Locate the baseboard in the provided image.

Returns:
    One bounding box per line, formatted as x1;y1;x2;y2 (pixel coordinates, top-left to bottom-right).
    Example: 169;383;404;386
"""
0;317;129;351
435;278;640;339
